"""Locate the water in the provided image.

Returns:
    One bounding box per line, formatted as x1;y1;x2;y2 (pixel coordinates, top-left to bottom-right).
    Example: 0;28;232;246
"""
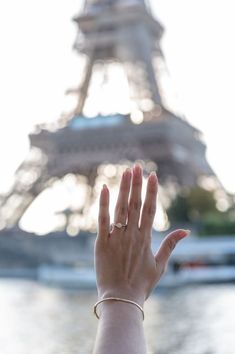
0;280;234;354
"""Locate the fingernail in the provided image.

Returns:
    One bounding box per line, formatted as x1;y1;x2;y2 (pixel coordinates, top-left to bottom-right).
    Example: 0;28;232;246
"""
149;171;157;183
102;184;108;190
134;164;142;176
179;229;191;237
125;168;131;178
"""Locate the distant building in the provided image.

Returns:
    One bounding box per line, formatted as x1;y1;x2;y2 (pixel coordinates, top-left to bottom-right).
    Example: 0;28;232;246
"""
0;0;216;231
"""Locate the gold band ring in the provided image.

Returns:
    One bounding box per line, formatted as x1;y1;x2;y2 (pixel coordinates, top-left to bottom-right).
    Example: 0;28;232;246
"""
110;222;127;232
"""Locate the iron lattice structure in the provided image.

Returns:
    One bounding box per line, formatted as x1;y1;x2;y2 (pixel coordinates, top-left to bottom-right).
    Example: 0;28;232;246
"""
0;0;215;231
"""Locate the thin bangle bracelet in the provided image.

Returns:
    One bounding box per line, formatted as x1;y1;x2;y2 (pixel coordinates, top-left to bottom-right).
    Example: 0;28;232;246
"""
93;297;145;320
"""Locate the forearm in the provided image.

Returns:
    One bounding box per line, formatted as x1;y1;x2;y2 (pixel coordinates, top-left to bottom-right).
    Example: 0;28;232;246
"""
93;301;147;354
94;166;189;353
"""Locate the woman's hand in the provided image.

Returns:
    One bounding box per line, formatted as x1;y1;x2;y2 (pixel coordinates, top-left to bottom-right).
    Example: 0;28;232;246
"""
95;165;190;307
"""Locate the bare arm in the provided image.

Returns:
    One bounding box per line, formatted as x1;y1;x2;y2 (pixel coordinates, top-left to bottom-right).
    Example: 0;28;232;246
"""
93;300;146;354
93;165;189;354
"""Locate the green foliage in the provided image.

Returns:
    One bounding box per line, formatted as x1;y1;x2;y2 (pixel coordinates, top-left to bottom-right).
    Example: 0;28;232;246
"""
187;187;217;218
167;194;190;223
167;186;217;223
200;213;235;236
167;186;235;236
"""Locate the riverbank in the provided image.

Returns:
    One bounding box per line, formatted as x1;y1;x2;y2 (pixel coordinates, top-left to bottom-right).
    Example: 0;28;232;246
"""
0;279;234;354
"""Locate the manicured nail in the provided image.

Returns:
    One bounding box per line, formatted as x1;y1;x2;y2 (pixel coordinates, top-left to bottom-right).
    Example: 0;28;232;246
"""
134;164;142;176
179;229;191;237
124;168;131;178
149;171;157;183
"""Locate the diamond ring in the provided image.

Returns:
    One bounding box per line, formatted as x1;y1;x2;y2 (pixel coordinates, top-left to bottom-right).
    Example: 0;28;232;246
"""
110;222;127;231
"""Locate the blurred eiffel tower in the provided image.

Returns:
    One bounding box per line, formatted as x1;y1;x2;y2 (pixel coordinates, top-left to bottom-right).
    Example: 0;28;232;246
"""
0;0;215;232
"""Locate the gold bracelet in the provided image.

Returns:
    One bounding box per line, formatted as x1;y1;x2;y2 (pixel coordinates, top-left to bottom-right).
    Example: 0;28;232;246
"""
93;297;144;320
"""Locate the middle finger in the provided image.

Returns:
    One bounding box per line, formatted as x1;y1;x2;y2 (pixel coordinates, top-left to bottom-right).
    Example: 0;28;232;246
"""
114;168;132;226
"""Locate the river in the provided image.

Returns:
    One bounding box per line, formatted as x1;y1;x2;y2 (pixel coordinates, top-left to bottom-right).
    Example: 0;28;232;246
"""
0;280;234;354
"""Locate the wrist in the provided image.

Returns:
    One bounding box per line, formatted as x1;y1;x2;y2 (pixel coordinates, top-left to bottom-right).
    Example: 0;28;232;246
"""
97;289;145;308
97;299;144;322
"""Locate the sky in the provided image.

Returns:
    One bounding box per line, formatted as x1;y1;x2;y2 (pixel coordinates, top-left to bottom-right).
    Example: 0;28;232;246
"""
0;0;234;232
152;0;235;195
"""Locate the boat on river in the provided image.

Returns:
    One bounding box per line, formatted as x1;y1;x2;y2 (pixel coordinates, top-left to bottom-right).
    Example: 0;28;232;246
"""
38;235;235;288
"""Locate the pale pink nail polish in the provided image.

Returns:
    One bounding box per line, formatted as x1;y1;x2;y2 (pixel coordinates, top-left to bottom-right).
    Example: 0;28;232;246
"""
149;171;157;183
134;164;142;176
179;229;191;237
124;168;131;178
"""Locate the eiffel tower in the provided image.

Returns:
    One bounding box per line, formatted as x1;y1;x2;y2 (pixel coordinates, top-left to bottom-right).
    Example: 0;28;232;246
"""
0;0;215;232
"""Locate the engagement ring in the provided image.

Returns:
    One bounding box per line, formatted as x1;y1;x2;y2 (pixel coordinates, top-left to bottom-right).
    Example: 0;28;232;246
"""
110;222;127;231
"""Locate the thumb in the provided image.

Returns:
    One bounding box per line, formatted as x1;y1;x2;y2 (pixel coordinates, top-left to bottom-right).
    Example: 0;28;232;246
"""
155;229;190;275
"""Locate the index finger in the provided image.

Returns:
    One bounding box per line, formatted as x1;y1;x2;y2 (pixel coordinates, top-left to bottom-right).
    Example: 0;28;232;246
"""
98;184;110;240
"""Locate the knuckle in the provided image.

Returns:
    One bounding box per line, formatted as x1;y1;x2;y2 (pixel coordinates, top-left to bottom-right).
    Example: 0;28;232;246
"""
143;235;151;248
133;178;142;187
121;183;129;191
120;205;127;216
156;260;167;277
99;215;107;225
115;204;127;217
166;237;177;252
149;186;156;194
161;263;168;276
147;203;156;216
130;199;141;211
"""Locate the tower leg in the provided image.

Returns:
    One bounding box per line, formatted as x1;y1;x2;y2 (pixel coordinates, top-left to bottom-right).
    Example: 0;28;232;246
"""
120;25;162;106
74;54;95;115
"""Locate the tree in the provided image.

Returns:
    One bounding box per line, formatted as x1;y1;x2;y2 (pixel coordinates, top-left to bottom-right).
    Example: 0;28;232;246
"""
167;186;217;223
167;186;235;236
